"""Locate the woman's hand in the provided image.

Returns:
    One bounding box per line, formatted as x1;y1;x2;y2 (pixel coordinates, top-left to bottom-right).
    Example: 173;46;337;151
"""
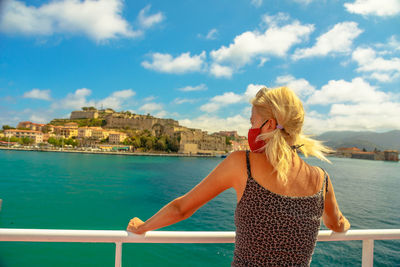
342;216;351;232
127;217;147;234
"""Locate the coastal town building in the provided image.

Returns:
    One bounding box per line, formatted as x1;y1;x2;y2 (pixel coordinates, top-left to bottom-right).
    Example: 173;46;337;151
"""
109;132;127;144
78;127;92;138
351;151;383;160
177;129;228;154
105;113;179;135
218;131;240;139
4;129;43;144
230;139;250;151
384;150;399;162
17;121;46;132
11;109;232;154
335;147;398;161
70;110;98;120
90;127;109;140
43;124;55;133
55;122;78;138
336;147;362;157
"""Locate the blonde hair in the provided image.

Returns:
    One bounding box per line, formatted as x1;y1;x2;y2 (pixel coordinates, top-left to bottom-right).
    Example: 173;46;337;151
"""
251;86;332;184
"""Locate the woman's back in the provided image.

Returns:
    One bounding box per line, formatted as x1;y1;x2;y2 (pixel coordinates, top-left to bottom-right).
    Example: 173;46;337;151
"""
232;151;327;267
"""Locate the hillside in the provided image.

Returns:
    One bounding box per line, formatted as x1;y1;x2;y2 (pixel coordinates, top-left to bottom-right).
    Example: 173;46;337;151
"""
316;130;400;151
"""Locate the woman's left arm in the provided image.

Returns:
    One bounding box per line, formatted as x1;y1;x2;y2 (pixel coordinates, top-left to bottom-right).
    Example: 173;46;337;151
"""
127;151;244;234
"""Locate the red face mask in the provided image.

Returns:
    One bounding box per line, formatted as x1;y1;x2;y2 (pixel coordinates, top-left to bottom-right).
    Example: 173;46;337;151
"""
248;120;269;152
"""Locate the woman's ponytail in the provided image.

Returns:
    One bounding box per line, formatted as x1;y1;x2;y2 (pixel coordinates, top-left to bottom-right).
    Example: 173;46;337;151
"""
252;86;332;183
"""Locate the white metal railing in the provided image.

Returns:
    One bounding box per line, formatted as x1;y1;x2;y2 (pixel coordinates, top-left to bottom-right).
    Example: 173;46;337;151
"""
0;228;399;267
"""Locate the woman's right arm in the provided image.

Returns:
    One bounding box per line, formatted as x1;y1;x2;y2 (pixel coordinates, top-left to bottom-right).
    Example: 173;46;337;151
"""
322;173;351;232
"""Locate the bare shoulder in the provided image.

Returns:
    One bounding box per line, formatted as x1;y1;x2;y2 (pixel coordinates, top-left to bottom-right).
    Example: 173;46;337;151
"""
226;150;246;161
221;151;247;178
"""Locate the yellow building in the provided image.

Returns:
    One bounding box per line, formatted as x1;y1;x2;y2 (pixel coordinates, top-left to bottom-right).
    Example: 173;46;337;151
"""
90;127;109;140
4;129;43;144
109;132;127;144
78;127;92;138
53;123;78;138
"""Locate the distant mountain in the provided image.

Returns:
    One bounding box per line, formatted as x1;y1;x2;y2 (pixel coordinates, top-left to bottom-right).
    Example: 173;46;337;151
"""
316;130;400;151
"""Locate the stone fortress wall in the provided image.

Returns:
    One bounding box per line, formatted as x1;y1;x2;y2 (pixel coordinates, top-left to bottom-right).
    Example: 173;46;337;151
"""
70;109;230;154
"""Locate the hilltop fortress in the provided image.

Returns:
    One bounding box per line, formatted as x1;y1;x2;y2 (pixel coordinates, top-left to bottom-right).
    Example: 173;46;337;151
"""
70;108;232;154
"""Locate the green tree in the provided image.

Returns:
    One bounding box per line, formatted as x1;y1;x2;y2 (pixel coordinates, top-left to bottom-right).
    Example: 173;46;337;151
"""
64;138;77;147
166;136;179;152
225;136;232;145
123;138;132;146
155;136;167;151
2;125;15;130
20;137;34;145
132;136;141;148
48;137;59;147
10;136;19;142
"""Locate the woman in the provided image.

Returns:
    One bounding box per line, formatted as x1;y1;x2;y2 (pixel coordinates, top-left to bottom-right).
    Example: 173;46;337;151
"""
127;86;350;266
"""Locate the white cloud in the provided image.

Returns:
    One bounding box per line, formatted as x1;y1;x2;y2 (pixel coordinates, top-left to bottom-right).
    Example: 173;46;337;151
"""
180;114;250;135
261;13;290;26
293;22;363;60
154;110;167;118
243;83;266;102
344;0;400;17
275;75;315;98
305;101;400;134
251;0;263;8
23;88;51;100
97;89;135;110
173;98;197;104
142;51;206;74
139;102;163;113
206;28;218;40
198;84;266;114
307;77;389;105
143;96;156;102
258;57;268;67
53;88;94;110
375;35;400;54
388;36;400;51
178;84;207;92
210;63;234;78
352;47;400;82
212;92;243;104
29;114;49;123
137;5;164;29
292;0;314;4
51;88;135;111
0;0;141;42
210;13;314;74
200;92;243;112
197;28;218;40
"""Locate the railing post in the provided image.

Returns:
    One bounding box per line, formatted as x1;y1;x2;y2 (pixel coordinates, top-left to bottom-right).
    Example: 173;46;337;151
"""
362;239;374;267
115;242;122;267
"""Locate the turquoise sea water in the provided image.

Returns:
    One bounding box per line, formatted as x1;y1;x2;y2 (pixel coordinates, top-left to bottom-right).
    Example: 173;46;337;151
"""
0;149;399;266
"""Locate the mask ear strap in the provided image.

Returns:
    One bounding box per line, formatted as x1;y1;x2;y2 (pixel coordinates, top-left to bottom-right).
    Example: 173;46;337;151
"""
259;119;269;129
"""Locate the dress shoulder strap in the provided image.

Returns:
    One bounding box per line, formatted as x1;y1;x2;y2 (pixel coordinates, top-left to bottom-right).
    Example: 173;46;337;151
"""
319;167;329;194
245;150;252;178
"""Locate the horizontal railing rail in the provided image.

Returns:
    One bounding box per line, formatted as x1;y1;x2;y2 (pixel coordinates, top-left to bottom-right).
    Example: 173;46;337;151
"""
1;228;399;267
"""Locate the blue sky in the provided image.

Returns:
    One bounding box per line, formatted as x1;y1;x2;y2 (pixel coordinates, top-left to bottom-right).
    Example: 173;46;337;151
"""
0;0;399;135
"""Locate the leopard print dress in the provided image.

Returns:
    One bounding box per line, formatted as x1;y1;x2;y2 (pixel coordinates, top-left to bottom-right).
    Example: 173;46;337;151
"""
232;151;328;266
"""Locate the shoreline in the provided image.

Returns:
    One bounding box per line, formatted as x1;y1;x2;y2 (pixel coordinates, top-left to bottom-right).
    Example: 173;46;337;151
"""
0;147;220;158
